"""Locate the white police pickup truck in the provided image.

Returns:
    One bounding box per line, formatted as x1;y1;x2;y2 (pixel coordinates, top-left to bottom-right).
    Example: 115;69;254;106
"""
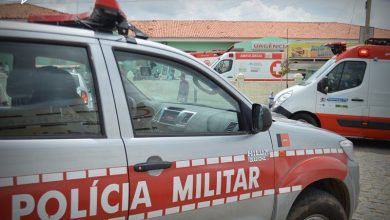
0;1;359;219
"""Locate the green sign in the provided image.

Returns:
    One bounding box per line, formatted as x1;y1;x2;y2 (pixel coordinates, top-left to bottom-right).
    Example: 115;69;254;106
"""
234;37;288;52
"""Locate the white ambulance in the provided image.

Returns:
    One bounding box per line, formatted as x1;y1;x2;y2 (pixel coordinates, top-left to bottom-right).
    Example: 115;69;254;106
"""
211;52;290;82
272;41;390;140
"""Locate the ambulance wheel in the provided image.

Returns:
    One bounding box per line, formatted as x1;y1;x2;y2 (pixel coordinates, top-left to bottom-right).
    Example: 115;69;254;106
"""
287;189;347;220
291;113;319;127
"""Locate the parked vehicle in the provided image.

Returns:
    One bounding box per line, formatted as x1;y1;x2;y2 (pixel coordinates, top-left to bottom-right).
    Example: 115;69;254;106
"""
190;51;224;66
0;1;359;219
211;52;289;82
272;40;390;140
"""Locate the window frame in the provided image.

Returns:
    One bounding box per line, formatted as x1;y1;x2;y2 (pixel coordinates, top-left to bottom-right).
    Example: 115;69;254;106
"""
112;48;250;138
0;39;106;139
327;60;367;93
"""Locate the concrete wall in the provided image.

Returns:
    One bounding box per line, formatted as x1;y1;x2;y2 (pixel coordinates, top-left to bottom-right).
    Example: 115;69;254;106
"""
165;42;233;52
231;73;303;105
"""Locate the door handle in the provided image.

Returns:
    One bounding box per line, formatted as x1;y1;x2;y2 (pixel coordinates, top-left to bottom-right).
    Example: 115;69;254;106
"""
134;161;172;172
351;98;364;102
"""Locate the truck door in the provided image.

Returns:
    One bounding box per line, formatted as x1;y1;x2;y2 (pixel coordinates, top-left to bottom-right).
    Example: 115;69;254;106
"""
0;34;127;219
101;41;275;220
316;60;368;137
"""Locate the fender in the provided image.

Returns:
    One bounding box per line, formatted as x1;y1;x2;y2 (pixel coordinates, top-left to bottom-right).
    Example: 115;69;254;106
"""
277;156;348;189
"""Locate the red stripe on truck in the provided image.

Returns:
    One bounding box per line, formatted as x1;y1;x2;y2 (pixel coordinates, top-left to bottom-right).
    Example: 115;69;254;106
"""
0;150;348;219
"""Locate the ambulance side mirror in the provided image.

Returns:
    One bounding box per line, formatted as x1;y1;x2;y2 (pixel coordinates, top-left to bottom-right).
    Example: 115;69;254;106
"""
317;77;328;94
251;104;272;133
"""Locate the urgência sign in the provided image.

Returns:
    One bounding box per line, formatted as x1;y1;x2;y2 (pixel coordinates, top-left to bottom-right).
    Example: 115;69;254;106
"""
233;37;288;52
252;43;288;51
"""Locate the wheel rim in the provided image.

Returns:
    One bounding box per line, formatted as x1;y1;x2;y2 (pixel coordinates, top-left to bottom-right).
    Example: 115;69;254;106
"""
304;214;329;220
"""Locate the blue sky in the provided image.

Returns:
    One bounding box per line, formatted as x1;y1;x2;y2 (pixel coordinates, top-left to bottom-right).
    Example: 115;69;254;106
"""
2;0;390;29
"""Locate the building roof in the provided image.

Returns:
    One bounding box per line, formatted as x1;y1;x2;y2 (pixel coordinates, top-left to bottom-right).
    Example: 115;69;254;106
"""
0;3;65;20
131;20;390;41
1;3;388;41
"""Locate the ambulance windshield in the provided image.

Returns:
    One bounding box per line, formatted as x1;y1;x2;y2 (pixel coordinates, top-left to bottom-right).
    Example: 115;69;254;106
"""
301;57;336;85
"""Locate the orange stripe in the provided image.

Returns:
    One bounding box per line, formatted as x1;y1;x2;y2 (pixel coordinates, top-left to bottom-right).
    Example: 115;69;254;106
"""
316;113;390;139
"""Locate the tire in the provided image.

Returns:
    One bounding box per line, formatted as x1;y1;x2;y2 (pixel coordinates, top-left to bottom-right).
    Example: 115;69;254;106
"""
287;189;347;220
291;113;319;127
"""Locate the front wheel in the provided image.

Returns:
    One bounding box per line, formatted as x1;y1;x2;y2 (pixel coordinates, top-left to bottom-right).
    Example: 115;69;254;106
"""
291;113;319;127
287;189;347;220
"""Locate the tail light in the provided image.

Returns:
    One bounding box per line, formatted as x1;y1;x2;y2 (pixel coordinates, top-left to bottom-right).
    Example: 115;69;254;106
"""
80;91;88;104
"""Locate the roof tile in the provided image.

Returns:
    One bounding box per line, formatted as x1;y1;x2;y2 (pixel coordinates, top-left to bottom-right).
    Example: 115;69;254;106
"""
0;3;65;20
131;20;390;40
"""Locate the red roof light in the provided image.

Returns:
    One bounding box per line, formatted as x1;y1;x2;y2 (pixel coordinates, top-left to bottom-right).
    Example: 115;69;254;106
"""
95;0;121;11
358;48;369;57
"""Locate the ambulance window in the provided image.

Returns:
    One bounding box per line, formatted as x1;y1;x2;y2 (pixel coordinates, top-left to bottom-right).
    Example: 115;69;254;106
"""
114;51;242;136
338;62;366;91
0;42;101;137
327;63;344;93
214;60;233;74
327;61;366;93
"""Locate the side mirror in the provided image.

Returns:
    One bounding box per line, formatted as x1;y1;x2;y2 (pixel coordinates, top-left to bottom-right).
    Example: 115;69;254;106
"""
251;104;272;133
317;77;328;94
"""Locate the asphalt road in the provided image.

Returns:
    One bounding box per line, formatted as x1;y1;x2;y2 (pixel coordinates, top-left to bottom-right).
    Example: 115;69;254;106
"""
351;138;390;220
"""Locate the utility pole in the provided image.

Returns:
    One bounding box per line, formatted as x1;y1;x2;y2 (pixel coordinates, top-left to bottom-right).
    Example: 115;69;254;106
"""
286;28;289;88
364;0;372;42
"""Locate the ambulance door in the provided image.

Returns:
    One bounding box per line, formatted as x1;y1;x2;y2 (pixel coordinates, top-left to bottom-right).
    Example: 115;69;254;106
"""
102;42;275;220
366;60;390;139
0;34;128;219
316;60;368;137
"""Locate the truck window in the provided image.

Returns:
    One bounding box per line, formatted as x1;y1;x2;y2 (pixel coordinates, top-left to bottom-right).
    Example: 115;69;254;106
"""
327;61;366;93
0;42;101;137
214;59;233;74
114;51;242;136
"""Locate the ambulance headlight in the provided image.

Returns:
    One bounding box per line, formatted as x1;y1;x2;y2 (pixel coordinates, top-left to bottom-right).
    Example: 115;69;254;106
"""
273;91;292;108
340;139;355;161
